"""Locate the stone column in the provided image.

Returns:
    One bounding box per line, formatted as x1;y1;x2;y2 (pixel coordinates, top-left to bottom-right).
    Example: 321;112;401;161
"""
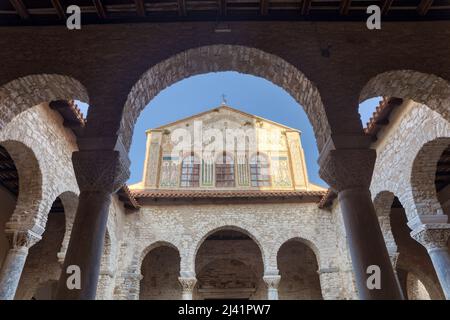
263;274;281;300
411;224;450;299
178;276;197;300
319;147;403;300
55;149;129;300
0;230;40;300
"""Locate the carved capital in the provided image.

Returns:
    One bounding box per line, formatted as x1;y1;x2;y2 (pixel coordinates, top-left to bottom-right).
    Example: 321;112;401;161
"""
319;148;376;192
6;229;41;250
263;275;281;290
411;224;450;252
178;277;197;293
73;150;130;193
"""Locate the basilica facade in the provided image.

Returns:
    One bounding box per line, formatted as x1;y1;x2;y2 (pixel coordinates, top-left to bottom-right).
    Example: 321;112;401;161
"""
0;97;447;300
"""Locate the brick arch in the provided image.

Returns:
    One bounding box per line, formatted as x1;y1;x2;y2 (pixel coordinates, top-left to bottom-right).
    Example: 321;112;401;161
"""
360;70;450;123
120;44;331;153
191;225;266;275
0;74;89;131
410;137;450;217
0;140;44;236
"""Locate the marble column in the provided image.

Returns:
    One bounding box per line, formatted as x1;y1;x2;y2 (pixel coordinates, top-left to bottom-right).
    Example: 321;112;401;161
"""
411;224;450;299
319;147;403;300
178;276;197;300
263;274;281;300
0;230;41;300
55;149;129;300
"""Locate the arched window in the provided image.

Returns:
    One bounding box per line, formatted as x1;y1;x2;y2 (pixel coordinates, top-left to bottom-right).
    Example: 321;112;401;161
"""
180;154;200;187
250;153;271;187
216;153;235;187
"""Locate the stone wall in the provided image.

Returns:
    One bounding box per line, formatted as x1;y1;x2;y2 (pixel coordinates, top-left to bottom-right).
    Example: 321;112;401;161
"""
0;103;79;234
111;201;355;300
370;100;450;222
140;246;181;300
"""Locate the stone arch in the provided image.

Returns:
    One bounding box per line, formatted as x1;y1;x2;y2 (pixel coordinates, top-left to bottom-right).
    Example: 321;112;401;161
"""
0;74;89;130
57;191;79;263
372;191;400;260
397;265;444;300
139;240;181;268
410;137;450;218
15;193;69;300
194;227;266;300
275;237;323;300
191;225;266;274
0;140;44;235
275;237;321;268
360;70;450;123
269;235;322;272
139;241;182;300
369;100;450;222
120;44;331;153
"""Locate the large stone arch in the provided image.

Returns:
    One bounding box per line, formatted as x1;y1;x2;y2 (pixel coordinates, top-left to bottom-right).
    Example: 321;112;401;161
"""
410;137;450;218
0;140;44;235
0;74;89;130
120;44;331;153
360;70;450;123
191;225;267;275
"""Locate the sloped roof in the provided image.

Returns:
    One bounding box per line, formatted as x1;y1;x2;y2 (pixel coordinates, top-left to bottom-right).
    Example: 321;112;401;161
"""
151;105;300;133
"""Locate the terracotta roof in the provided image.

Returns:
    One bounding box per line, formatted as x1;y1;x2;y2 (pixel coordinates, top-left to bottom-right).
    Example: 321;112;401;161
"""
131;189;326;200
318;189;337;209
117;185;141;210
364;97;403;140
49;100;86;137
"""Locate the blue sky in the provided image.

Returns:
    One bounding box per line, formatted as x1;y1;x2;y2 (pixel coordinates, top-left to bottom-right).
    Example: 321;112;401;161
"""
76;72;380;187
